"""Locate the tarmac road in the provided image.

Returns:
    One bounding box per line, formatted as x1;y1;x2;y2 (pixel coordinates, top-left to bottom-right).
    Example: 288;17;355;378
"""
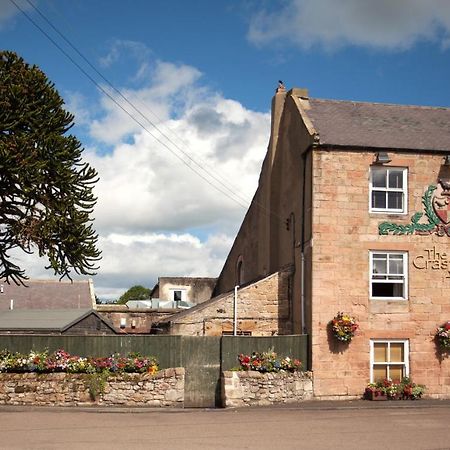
0;401;449;450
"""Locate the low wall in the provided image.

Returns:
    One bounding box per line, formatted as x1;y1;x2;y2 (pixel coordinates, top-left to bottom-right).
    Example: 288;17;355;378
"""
0;368;185;407
222;370;313;408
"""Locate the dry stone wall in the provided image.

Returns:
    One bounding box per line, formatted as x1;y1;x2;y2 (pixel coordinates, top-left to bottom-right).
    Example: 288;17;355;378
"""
0;368;184;407
222;370;313;407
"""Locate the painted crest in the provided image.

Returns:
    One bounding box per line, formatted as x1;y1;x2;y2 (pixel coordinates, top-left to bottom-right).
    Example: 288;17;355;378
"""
432;181;450;225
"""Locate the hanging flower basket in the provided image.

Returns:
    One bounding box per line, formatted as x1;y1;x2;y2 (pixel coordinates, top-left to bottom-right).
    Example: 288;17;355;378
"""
330;312;359;343
435;322;450;351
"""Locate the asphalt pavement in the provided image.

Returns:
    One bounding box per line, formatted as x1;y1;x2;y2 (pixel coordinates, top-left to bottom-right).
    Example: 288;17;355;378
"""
1;400;449;450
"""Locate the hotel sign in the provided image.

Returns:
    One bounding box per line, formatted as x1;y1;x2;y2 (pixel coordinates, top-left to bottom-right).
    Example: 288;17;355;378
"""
413;246;450;278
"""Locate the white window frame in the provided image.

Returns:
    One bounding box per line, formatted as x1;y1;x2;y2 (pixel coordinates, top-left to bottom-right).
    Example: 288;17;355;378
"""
369;166;408;214
370;339;409;383
369;251;408;300
170;288;187;303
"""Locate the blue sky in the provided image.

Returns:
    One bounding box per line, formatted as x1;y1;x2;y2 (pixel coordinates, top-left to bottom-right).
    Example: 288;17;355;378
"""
2;0;450;298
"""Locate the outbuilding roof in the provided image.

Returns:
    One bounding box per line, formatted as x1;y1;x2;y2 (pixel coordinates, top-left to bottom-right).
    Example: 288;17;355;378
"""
0;308;114;332
304;98;450;152
0;279;95;310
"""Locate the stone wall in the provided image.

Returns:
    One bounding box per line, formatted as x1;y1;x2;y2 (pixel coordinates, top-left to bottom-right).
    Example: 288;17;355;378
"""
0;368;184;407
162;268;293;336
222;370;313;407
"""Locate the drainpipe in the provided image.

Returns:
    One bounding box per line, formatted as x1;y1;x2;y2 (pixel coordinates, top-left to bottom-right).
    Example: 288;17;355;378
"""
300;150;308;335
233;285;239;336
301;253;306;334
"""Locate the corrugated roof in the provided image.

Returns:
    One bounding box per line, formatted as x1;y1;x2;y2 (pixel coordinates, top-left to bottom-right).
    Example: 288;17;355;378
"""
306;98;450;151
0;308;95;330
0;279;94;311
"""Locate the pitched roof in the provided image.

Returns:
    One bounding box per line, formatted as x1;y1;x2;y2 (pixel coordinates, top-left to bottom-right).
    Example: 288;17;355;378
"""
0;279;95;311
0;308;111;331
304;98;450;152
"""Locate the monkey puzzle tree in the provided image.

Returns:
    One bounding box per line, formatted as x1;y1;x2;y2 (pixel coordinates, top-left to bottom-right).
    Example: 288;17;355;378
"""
0;51;101;284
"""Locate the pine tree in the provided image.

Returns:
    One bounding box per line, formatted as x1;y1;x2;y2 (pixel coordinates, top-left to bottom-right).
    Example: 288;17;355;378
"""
0;51;101;284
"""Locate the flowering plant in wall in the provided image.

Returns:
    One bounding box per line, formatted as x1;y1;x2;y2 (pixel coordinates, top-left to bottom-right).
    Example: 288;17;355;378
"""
330;312;359;343
238;350;302;373
435;322;450;351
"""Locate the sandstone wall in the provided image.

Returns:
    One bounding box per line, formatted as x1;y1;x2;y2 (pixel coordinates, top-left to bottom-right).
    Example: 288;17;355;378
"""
166;269;293;336
312;149;450;398
222;370;313;407
0;368;184;407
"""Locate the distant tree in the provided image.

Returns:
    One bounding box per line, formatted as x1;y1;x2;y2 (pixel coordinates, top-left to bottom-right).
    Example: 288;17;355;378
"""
117;285;151;304
0;51;101;284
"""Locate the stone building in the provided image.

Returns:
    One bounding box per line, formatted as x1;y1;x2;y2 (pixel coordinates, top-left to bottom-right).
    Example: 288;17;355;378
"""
96;277;217;334
212;85;450;398
151;277;217;306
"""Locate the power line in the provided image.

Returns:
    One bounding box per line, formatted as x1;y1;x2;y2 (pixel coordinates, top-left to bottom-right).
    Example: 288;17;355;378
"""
10;0;250;211
11;0;287;226
22;0;254;209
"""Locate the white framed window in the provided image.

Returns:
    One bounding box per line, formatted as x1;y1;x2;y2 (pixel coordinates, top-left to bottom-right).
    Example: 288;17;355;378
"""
369;167;407;213
370;340;409;383
370;251;408;299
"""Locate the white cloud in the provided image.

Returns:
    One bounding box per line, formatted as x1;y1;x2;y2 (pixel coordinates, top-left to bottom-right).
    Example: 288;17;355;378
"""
0;0;32;29
89;61;202;145
93;232;233;299
248;0;450;50
13;49;270;300
99;40;152;69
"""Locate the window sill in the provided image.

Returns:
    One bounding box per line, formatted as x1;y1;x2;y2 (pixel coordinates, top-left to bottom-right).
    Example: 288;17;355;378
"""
369;212;408;217
369;299;409;314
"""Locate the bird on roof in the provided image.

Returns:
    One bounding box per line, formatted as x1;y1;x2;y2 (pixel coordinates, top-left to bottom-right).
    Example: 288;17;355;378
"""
278;80;285;89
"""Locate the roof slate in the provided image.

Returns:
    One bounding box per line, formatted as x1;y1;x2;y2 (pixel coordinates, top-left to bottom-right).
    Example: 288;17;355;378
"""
0;279;94;311
0;308;95;330
306;98;450;152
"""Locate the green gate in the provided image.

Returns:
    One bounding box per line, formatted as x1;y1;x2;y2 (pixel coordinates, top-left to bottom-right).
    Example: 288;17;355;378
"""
180;336;221;408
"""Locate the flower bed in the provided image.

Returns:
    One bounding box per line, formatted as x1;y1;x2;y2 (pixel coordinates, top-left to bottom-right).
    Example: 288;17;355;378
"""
237;350;302;373
364;378;425;401
0;349;158;374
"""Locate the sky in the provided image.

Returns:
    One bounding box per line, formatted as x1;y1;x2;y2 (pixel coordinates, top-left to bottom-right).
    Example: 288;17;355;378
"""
2;0;450;299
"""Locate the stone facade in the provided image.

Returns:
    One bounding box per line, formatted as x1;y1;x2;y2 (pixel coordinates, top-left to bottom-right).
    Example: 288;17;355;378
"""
212;87;450;399
222;370;313;407
0;368;185;407
312;149;450;398
158;268;293;336
96;305;173;334
155;277;217;305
